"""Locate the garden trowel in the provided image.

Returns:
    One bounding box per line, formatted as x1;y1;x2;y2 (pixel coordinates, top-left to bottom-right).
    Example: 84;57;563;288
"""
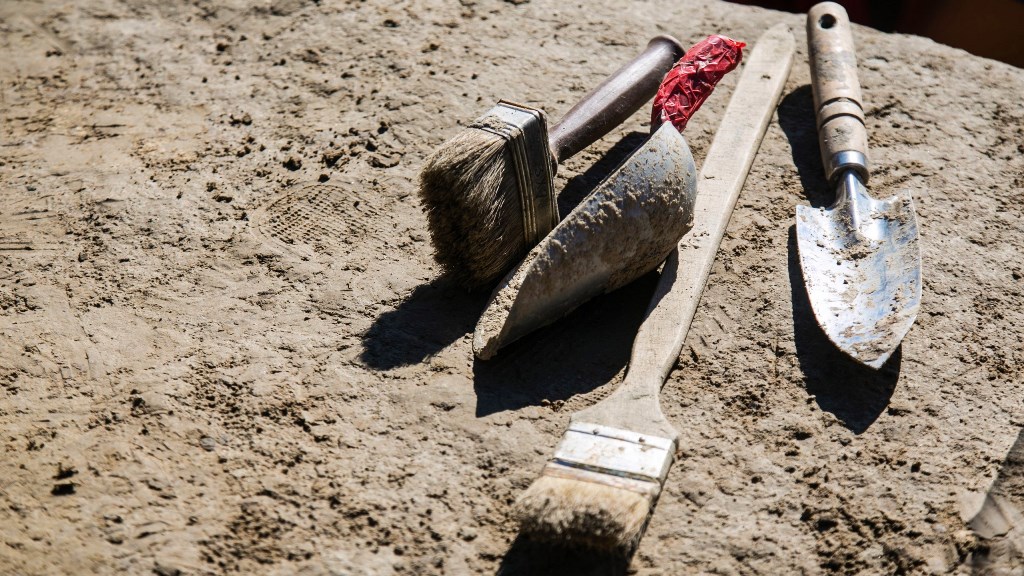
473;121;697;359
797;2;922;369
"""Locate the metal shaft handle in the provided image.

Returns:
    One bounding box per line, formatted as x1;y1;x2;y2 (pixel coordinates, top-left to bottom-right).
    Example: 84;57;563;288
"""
547;35;684;164
807;2;869;185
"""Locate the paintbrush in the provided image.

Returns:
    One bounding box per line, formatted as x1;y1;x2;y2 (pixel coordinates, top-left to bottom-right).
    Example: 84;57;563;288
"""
419;36;684;290
514;25;794;553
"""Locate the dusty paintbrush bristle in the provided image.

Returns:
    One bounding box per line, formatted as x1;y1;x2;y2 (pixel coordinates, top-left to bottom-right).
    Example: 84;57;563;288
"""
418;128;526;290
514;474;654;553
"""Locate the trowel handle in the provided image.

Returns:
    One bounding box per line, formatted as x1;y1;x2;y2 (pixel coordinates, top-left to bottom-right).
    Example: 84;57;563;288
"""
807;2;869;185
547;35;684;164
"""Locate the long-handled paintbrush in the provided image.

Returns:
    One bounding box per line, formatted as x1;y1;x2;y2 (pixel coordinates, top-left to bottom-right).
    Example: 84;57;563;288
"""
419;36;684;290
514;24;794;553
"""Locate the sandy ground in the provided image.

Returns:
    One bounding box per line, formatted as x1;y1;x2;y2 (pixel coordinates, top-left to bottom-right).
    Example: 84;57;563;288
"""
2;0;1023;574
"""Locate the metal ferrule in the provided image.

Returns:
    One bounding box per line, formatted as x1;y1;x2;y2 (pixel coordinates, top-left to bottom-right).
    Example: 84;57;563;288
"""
828;150;869;186
548;422;675;491
470;101;558;245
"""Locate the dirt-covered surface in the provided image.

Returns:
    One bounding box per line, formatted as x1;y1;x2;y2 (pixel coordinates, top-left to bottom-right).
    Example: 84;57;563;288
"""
2;0;1023;574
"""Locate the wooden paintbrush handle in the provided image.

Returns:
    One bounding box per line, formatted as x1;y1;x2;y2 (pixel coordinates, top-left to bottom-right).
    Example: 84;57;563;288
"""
573;24;795;440
808;2;870;185
547;35;684;164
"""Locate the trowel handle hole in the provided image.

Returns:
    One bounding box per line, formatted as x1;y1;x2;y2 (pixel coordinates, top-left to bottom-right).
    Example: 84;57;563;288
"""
819;14;836;29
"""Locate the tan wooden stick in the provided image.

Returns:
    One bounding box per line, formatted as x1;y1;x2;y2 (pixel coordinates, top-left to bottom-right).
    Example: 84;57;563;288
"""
574;23;795;440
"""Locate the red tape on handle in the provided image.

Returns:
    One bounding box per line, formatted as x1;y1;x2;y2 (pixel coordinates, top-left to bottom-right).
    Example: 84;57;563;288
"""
652;35;745;132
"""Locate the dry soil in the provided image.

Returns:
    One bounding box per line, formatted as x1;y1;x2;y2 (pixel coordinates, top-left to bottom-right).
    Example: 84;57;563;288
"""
2;0;1023;574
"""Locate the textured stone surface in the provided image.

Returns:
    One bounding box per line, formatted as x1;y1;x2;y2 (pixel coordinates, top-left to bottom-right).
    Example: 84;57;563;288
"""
1;0;1022;573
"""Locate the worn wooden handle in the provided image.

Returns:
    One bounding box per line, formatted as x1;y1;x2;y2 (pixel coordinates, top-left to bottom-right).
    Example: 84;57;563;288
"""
807;2;869;184
573;24;795;440
547;35;684;164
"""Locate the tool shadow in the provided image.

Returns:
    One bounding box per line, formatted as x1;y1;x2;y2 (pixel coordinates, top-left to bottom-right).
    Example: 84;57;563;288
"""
496;536;630;576
786;226;900;433
969;427;1024;573
360;277;490;369
362;131;652;371
777;84;836;208
473;270;660;417
778;85;900;434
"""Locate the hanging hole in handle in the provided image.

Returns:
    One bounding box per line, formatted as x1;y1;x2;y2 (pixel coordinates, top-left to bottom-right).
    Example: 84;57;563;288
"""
819;14;836;29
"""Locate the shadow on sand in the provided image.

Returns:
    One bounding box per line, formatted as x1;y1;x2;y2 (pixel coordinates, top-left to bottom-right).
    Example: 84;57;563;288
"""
473;271;660;417
362;132;654;371
360;277;490;370
969;428;1024;573
496;536;630;576
777;84;833;208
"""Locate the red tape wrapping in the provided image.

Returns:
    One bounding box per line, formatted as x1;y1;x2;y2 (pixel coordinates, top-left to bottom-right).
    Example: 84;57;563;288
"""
652;35;745;132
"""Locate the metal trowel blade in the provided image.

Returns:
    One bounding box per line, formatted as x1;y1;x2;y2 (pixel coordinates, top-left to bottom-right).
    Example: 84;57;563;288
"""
473;122;697;360
796;172;922;369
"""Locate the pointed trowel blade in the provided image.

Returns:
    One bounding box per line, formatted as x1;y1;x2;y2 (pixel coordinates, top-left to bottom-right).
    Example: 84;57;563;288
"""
473;122;697;360
796;173;922;369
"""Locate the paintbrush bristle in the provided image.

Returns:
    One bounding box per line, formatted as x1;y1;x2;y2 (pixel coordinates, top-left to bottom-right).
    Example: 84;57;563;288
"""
514;474;654;553
418;128;526;290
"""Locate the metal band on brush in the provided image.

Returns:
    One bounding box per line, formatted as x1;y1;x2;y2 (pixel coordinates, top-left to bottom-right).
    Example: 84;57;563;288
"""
551;422;675;485
470;101;557;245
